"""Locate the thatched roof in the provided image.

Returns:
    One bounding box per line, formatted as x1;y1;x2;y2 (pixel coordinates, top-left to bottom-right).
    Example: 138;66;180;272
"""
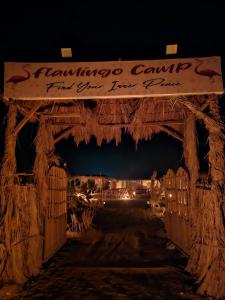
9;94;219;145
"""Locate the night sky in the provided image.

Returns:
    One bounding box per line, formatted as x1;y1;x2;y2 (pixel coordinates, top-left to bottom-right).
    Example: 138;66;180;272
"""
0;1;225;62
55;133;183;179
0;1;224;179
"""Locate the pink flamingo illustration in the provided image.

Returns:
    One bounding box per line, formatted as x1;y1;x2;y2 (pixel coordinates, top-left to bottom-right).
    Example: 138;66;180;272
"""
194;58;221;79
6;64;31;85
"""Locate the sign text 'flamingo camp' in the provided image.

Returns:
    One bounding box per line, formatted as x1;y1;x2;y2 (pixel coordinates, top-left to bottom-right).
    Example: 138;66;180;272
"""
4;57;223;100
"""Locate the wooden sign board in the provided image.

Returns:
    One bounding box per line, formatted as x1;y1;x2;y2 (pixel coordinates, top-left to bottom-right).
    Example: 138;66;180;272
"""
3;57;224;100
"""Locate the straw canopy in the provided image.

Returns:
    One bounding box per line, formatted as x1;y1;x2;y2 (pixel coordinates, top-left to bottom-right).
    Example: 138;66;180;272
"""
13;95;212;146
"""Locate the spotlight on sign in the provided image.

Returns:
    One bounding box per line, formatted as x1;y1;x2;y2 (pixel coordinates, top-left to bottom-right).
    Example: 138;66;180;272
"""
61;48;72;58
166;44;178;55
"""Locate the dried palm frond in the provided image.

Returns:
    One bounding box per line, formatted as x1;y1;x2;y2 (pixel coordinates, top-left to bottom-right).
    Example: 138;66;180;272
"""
186;97;225;298
0;104;17;281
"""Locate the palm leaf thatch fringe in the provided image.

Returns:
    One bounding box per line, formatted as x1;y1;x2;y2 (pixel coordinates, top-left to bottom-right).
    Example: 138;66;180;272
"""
0;103;17;281
44;98;184;145
186;97;225;298
208;98;225;188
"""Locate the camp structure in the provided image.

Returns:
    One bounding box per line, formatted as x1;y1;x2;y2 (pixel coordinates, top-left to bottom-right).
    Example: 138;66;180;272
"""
0;56;224;298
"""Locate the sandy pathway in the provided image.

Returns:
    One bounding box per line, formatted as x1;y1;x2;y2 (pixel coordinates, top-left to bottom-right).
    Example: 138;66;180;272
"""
1;207;209;299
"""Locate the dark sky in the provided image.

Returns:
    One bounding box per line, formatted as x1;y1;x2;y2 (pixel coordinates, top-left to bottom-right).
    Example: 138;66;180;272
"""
0;1;224;179
0;1;225;62
55;133;183;179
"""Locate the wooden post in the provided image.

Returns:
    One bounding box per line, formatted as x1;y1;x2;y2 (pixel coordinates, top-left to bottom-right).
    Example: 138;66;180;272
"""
34;118;55;222
183;111;199;202
0;103;18;281
33;118;58;262
183;111;200;282
186;96;225;298
184;112;199;234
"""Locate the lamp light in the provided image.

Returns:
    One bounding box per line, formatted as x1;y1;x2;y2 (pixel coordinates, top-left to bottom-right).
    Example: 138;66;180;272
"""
166;44;178;55
61;48;72;58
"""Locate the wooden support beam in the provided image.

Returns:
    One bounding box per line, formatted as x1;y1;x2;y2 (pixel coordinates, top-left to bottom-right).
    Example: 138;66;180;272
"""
16;104;39;121
54;126;74;144
16;106;80;120
200;101;209;112
99;120;184;127
142;120;183;126
157;125;183;142
13;102;42;136
51;119;183;127
42;112;81;118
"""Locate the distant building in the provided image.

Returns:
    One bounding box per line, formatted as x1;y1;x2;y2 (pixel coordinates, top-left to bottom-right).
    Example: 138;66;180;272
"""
68;175;113;192
115;179;153;190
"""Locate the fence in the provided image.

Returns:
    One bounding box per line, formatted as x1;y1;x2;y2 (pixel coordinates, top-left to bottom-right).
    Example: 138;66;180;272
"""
0;167;68;283
163;167;191;255
43;166;67;261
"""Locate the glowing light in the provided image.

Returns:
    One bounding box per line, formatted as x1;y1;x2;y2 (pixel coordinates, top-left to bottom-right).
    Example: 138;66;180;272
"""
169;193;173;198
166;44;178;55
61;48;72;58
74;192;88;202
133;191;136;196
122;191;130;200
75;192;85;198
90;198;98;202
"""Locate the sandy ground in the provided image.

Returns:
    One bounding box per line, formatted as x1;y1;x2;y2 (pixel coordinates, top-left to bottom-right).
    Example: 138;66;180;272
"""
0;206;210;299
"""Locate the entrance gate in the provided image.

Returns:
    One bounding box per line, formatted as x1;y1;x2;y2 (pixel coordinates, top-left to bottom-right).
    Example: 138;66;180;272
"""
43;166;67;261
1;57;224;298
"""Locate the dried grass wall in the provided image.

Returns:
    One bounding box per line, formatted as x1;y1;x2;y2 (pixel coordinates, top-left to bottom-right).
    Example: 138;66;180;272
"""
0;104;42;284
3;184;42;283
0;104;17;282
185;97;225;298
